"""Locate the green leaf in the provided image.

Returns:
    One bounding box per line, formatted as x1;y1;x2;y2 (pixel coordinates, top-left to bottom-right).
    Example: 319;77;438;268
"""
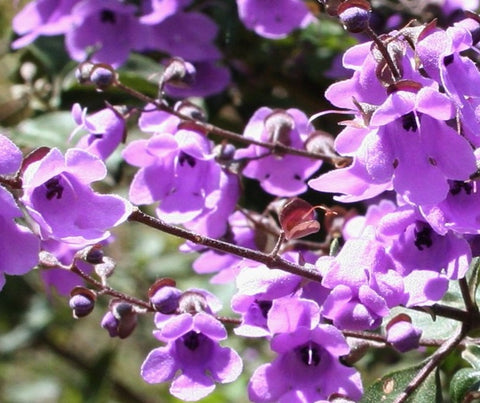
462;344;480;370
450;368;480;403
11;110;75;149
361;363;441;403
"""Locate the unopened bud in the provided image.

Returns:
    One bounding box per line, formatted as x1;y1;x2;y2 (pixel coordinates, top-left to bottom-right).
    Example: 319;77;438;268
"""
213;143;236;164
264;110;295;146
161;57;196;89
386;314;422;353
174;100;206;121
90;64;117;90
95;256;116;280
148;278;181;314
337;0;371;33
75;62;95;84
178;291;208;315
69;287;96;318
101;301;137;339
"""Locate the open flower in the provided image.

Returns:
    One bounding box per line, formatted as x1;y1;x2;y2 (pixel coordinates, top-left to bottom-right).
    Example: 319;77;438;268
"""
141;311;242;401
21;148;131;244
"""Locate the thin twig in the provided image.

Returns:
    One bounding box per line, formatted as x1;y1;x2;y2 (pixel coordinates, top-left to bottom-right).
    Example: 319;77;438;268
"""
114;81;350;166
128;208;323;283
393;323;468;403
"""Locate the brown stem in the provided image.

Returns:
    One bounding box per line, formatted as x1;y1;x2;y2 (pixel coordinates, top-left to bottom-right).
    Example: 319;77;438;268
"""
393;323;468;403
128;208;323;283
365;26;401;81
411;303;470;323
70;262;153;311
114;80;350;167
343;330;455;348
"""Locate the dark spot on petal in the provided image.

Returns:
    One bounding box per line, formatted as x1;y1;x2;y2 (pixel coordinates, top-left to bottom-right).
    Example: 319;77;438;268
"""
297;342;321;366
183;331;200;351
178;152;196;167
401;112;417;132
414;223;433;251
294;174;301;180
393;159;399;169
444;54;454;66
428;157;437;166
100;10;116;24
255;300;272;319
44;176;64;200
450;180;473;196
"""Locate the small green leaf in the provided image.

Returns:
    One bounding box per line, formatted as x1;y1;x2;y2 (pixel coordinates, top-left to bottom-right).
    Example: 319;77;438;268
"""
329;237;341;256
450;368;480;403
462;344;480;370
361;363;441;403
12;111;75;149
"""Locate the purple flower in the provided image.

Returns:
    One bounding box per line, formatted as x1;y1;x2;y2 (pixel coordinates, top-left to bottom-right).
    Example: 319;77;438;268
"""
163;60;231;98
311;104;476;205
236;0;314;39
317;237;406;330
248;298;363;402
11;0;79;49
65;0;145;67
0;134;23;175
309;156;393;203
182;171;240;238
232;252;318;337
139;0;192;25
0;187;40;290
142;12;220;62
138;104;181;133
123;126;223;224
420;177;480;235
21;148;131;244
0;134;40;290
324;40;433;110
416;22;480;146
343;199;397;240
71;103;125;160
379;205;471;279
141;311;242;401
235;107;322;196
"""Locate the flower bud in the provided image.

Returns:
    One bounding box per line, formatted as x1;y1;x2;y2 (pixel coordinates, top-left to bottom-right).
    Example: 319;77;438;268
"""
178;291;209;315
101;301;137;339
161;57;196;89
213;143;236;164
75;62;95;84
95;256;116;280
148;278;181;314
386;314;422;353
174;100;206;121
264;110;294;146
69;287;96;318
151;286;182;314
90;64;117;90
337;0;371;33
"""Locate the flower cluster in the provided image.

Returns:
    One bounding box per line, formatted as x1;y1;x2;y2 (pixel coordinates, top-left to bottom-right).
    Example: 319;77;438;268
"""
5;0;480;402
11;0;315;97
